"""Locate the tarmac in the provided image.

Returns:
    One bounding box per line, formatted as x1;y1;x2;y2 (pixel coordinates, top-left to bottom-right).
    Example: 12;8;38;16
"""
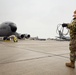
0;39;76;75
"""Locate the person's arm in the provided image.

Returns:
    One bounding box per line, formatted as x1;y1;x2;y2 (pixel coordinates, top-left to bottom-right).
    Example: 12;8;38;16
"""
67;20;76;30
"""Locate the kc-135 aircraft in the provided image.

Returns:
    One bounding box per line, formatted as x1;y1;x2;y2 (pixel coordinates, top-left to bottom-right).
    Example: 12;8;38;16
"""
0;21;30;42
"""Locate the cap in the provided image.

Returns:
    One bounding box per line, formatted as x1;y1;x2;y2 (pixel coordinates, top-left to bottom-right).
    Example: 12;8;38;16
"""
74;10;76;14
73;10;76;17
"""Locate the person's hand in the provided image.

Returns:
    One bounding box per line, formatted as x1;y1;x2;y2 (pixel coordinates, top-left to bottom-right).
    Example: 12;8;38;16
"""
62;23;68;27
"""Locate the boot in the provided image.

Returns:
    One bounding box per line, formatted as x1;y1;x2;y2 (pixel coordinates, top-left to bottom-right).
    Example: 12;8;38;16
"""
65;61;75;68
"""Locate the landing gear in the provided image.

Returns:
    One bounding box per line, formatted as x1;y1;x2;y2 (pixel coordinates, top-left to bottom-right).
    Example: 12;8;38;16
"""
3;36;18;42
3;37;11;41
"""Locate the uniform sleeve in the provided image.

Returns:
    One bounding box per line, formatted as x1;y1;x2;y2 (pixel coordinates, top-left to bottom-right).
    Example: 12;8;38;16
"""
67;20;76;30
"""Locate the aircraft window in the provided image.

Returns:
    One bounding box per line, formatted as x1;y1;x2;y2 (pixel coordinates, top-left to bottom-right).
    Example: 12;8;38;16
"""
5;23;8;24
11;23;13;24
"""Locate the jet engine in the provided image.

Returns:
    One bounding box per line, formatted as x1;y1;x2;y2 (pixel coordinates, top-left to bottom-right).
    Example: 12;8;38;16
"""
15;32;30;39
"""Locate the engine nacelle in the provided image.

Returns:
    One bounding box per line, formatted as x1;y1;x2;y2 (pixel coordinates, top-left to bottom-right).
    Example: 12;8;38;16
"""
25;34;30;39
15;32;30;39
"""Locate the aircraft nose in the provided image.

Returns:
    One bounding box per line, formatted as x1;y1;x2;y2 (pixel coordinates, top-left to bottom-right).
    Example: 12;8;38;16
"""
9;23;17;32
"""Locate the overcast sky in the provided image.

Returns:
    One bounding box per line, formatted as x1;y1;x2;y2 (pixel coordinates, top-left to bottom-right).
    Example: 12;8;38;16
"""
0;0;76;38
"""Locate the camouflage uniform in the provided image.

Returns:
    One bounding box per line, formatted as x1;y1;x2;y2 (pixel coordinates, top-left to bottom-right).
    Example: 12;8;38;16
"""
67;18;76;62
